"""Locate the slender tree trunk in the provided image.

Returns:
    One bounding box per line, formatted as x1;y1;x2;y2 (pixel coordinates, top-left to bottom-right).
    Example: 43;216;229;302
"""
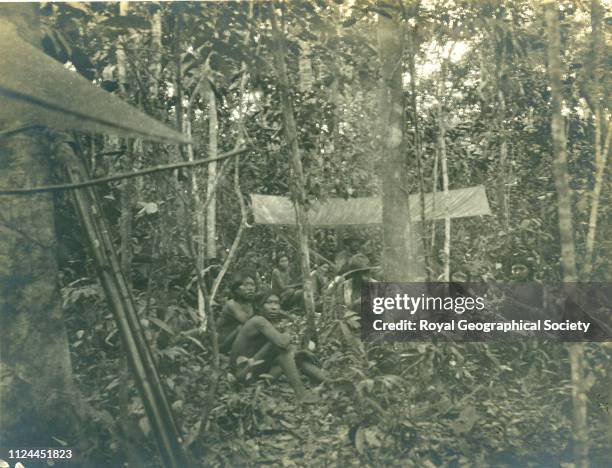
116;2;129;93
584;113;609;278
206;83;218;262
495;22;510;230
116;6;137;458
299;41;314;94
183;113;206;325
431;147;439;251
378;4;419;282
408;24;430;280
173;9;188;232
497;88;509;230
545;4;587;468
149;9;162;102
117;2;133;282
583;0;609;279
437;59;451;282
440;123;450;283
270;8;317;341
545;5;578;282
327;3;342;151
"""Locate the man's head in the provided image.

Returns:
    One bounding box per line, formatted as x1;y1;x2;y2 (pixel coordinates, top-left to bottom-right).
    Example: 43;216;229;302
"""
256;288;281;320
277;254;290;271
243;251;259;265
230;272;256;301
343;233;364;254
345;254;372;281
511;264;529;281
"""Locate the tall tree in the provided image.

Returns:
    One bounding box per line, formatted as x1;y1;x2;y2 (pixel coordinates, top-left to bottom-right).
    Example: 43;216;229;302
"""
377;3;419;282
437;54;451;282
545;5;577;283
205;82;218;262
270;5;317;340
117;1;133;282
583;0;609;279
545;3;587;468
0;3;82;449
407;19;431;279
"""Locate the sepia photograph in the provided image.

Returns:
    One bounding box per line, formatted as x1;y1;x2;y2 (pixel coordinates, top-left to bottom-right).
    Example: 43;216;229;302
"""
0;0;610;466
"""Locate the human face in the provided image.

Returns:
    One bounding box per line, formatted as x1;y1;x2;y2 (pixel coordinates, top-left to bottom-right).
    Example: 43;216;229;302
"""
349;240;361;253
511;264;528;281
262;294;281;316
279;256;289;271
238;277;256;300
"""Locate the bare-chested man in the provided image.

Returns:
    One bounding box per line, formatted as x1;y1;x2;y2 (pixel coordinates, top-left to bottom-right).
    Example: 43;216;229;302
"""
230;289;323;402
271;253;303;310
217;272;257;353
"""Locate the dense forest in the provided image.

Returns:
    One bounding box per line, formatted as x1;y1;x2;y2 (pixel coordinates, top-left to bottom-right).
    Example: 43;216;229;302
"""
0;1;610;467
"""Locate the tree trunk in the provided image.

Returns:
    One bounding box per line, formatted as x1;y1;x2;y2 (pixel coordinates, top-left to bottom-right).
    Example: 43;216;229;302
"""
184;113;207;325
495;21;510;230
270;8;317;341
149;9;162;102
0;128;82;448
545;4;587;468
431;146;439;252
117;1;133;282
0;3;82;449
378;4;420;282
173;8;189;235
298;40;314;94
119;19;143;446
437;59;451;282
583;0;609;279
408;24;430;280
584;112;609;278
545;4;578;283
206;82;218;262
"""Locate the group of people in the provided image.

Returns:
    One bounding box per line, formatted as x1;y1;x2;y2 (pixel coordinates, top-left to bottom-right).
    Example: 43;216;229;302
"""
216;234;377;401
217;272;325;403
270;234;378;314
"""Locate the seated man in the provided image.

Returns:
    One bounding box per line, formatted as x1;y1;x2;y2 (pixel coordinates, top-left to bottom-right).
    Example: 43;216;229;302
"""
271;253;303;311
217;272;257;353
334;233;365;275
326;254;376;315
230;289;324;402
310;262;332;302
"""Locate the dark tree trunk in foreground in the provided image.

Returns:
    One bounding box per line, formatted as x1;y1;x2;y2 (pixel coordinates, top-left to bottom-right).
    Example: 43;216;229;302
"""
0;3;81;448
378;5;422;282
0;129;82;447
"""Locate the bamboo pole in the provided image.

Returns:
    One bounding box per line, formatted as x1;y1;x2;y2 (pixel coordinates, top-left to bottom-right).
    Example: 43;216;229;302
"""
57;142;191;467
